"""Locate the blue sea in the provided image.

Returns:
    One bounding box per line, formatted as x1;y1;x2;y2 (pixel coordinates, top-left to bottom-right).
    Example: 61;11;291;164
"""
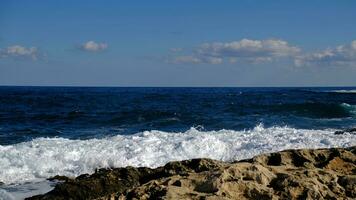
0;87;355;199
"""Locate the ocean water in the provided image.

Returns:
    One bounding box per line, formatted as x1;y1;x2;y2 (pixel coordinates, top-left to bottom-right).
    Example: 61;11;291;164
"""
0;87;355;199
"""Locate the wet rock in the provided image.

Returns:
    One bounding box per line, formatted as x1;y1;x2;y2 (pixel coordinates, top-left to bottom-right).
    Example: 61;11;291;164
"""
27;167;144;200
335;127;356;135
47;175;73;182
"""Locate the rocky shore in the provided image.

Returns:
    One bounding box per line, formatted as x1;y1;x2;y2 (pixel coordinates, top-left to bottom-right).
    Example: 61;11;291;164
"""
27;146;355;200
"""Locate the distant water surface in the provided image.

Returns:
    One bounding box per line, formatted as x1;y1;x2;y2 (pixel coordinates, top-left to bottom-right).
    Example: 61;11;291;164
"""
0;87;355;145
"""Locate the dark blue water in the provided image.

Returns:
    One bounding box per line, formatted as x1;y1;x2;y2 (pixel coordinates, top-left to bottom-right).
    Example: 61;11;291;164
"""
0;87;355;145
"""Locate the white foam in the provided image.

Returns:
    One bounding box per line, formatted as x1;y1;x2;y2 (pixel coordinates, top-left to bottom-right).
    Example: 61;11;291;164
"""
0;125;355;185
0;189;15;200
329;89;356;93
0;181;55;200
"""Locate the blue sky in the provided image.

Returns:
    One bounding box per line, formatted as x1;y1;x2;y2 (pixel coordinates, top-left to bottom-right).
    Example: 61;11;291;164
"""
0;0;356;86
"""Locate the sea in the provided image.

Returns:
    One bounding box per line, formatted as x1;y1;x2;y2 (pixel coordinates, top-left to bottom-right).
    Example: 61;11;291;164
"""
0;86;355;199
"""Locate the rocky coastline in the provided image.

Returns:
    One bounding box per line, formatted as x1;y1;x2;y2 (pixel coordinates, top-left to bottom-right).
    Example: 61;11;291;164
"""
27;146;355;200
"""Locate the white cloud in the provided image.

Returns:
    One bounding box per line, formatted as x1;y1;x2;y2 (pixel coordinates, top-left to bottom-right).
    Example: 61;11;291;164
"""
169;48;183;52
172;56;202;64
295;40;356;67
80;41;108;52
0;45;39;60
171;55;223;65
171;39;300;64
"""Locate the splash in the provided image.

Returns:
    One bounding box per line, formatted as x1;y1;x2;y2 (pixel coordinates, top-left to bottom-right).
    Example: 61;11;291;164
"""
1;125;355;185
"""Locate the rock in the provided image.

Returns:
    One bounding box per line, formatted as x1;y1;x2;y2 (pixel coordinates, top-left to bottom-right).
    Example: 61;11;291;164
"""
335;127;356;135
27;167;145;200
47;175;73;182
27;146;356;200
338;175;356;197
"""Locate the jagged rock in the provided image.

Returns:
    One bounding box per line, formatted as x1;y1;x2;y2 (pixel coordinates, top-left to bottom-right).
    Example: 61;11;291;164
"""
335;128;356;135
47;175;73;182
27;146;356;200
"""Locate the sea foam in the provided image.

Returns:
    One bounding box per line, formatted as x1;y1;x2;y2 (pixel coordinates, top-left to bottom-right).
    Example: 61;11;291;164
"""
329;89;356;93
0;125;355;185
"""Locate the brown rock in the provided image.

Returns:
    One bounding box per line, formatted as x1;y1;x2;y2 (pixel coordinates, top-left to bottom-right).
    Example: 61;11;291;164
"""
27;146;356;200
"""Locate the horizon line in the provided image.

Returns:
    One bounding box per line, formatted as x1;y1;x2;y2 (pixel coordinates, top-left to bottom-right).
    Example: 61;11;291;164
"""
0;85;355;88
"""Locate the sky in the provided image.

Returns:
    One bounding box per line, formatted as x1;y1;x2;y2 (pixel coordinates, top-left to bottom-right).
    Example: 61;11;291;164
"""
0;0;356;87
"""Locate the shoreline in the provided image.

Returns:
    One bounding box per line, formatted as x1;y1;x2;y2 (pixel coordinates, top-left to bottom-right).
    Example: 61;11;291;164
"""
27;146;355;200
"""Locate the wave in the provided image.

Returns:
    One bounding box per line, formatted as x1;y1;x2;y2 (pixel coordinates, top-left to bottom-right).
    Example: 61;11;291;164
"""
271;102;355;118
340;103;356;116
0;124;355;186
327;89;356;94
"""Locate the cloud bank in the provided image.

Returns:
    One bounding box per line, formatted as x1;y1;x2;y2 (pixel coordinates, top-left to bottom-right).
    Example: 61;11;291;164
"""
295;40;356;67
0;45;39;60
2;39;355;69
170;39;356;68
80;41;108;52
171;39;300;64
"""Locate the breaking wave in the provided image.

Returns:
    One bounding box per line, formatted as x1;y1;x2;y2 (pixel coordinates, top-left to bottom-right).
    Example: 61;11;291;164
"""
328;89;356;94
0;124;355;185
340;103;356;116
